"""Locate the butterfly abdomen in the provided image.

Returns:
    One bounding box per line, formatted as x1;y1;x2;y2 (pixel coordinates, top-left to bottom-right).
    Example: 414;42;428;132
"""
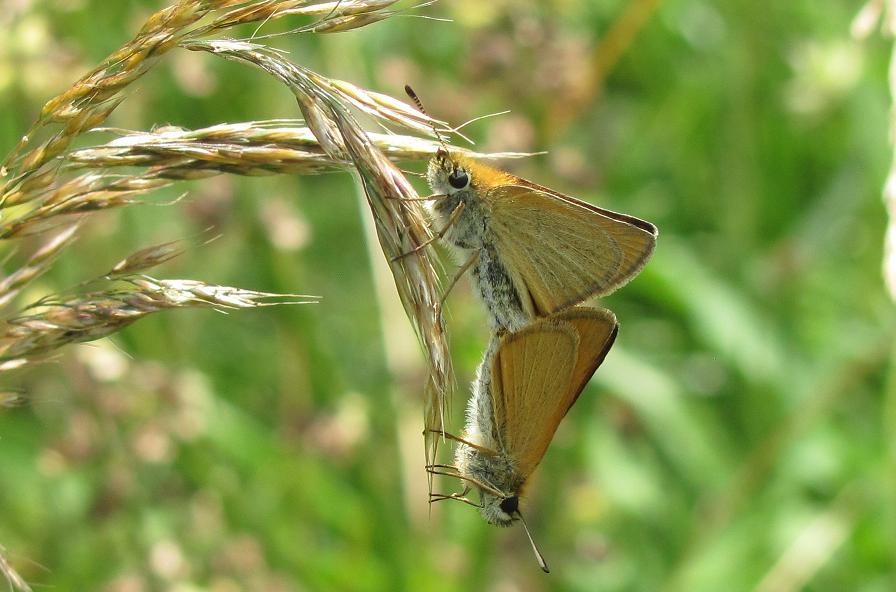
472;245;533;331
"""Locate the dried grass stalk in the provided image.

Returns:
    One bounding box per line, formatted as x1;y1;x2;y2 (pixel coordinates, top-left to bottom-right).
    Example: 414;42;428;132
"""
329;103;452;449
183;38;454;434
295;72;453;457
1;123;529;237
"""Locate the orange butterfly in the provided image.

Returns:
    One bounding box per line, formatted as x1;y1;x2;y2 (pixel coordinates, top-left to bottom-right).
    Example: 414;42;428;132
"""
429;306;618;572
407;85;657;331
426;150;656;330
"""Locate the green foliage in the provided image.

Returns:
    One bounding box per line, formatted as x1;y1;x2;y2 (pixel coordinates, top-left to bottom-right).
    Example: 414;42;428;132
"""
1;1;894;590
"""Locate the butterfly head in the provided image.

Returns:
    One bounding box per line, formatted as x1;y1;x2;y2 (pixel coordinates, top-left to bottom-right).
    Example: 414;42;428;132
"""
426;150;513;197
427;148;471;196
479;491;520;527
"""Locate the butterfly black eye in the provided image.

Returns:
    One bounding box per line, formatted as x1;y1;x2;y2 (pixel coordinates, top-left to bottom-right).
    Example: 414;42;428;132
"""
448;169;470;189
499;496;519;515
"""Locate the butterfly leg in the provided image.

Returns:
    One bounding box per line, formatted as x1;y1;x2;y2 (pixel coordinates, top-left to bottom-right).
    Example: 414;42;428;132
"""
426;466;506;498
429;487;479;508
426;463;459;471
435;249;480;319
429;485;471;500
390;201;466;262
383;192;449;202
423;428;497;456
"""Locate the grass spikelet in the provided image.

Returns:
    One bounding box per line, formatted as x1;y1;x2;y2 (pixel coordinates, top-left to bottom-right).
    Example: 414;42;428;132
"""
105;239;190;278
0;275;318;366
0;224;79;308
0;175;171;239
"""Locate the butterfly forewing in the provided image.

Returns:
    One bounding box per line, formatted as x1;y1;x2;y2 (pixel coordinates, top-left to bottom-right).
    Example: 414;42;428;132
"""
491;323;578;480
486;184;657;315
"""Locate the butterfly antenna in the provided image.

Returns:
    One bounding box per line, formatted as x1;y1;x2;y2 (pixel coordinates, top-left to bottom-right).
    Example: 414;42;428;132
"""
517;511;550;574
404;85;450;152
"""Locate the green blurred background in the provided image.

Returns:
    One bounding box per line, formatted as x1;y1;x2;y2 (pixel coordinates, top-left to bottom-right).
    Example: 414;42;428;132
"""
2;0;895;590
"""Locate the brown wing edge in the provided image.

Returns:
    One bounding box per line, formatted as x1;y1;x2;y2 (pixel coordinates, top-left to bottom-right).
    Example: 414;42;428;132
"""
510;177;659;237
551;307;619;415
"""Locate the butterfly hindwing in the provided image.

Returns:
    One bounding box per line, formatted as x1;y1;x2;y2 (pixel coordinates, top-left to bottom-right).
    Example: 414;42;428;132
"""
552;307;618;416
491;321;577;480
491;307;619;481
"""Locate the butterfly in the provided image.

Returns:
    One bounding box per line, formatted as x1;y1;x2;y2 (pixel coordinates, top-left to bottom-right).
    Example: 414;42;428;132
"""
424;148;656;331
428;306;619;572
402;86;656;330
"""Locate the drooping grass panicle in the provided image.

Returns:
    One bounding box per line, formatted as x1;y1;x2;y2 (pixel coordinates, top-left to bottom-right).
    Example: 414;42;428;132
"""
0;273;318;368
0;174;174;239
181;38;455;433
65;123;529;177
0;0;430;210
294;68;455;455
329;102;453;444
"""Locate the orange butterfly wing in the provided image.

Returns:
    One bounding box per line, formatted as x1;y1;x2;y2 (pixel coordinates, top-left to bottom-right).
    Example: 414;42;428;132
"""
491;307;618;479
485;183;657;316
491;322;577;479
552;306;618;416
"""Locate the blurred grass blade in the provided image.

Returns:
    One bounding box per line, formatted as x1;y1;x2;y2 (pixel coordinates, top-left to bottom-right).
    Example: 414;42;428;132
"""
646;240;794;391
0;546;31;592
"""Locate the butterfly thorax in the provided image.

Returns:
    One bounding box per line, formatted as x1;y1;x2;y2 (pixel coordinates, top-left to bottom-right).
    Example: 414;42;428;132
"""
473;246;530;331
